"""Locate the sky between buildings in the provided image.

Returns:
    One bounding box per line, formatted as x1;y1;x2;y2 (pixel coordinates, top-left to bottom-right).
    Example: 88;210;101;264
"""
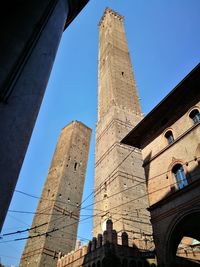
0;0;200;266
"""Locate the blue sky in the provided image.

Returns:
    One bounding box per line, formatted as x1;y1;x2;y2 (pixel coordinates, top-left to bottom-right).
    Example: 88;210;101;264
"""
1;0;200;266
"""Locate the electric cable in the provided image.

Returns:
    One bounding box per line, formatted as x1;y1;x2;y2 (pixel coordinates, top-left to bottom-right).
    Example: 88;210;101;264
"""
1;156;198;241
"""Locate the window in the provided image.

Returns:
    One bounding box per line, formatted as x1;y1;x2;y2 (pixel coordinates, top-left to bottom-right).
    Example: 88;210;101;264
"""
172;164;188;189
104;182;107;191
165;130;174;145
74;162;77;171
189;109;200;124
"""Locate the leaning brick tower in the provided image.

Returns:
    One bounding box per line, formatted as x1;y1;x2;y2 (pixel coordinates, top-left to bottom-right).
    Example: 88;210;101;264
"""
20;121;91;267
93;8;153;249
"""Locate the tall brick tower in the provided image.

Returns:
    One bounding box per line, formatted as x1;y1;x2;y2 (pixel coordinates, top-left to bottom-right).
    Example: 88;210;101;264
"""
20;121;91;267
93;8;152;249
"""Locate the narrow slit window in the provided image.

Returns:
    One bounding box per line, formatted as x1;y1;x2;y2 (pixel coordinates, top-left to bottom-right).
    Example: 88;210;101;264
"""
74;162;77;171
104;182;107;191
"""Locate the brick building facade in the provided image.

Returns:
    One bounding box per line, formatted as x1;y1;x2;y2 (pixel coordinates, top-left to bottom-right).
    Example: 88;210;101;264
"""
122;64;200;266
20;121;91;267
93;8;152;250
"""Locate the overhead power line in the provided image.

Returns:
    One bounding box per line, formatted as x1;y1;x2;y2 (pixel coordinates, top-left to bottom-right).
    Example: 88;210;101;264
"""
1;156;198;243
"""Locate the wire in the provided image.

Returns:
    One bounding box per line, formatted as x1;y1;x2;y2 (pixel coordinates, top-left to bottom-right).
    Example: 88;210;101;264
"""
1;156;198;241
82;152;200;211
111;215;152;235
10;177;148;237
82;179;146;210
83;156;199;210
78;147;136;207
15;189;78;208
0;215;93;245
2;199;83;237
0;177;174;244
94;148;136;195
8;209;93;217
2;157;143;238
11;148;139;219
5;200;150;244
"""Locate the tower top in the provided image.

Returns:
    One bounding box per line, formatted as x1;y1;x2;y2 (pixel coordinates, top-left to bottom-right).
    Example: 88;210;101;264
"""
97;8;142;120
62;120;92;132
98;7;124;27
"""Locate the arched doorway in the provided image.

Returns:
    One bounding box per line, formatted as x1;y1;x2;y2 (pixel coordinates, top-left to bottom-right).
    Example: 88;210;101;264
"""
166;210;200;266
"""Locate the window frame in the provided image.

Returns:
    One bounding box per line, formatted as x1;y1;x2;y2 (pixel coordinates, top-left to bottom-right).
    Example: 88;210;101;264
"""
189;108;200;125
164;129;175;145
172;163;188;190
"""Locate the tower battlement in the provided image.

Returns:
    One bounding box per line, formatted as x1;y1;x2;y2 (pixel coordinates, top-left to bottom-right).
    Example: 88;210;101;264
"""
98;7;124;27
57;220;156;267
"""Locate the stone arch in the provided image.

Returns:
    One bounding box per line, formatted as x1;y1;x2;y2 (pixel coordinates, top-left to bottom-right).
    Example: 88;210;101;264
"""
163;127;175;145
187;105;200;125
165;208;200;266
187;105;200;115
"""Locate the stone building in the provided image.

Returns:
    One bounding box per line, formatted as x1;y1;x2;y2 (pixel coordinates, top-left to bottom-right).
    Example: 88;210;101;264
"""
0;0;88;231
93;8;153;250
122;64;200;266
57;220;157;267
20;121;91;267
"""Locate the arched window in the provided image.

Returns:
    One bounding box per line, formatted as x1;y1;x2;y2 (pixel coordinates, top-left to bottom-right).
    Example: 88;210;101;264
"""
189;109;200;124
172;164;188;189
165;130;174;145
